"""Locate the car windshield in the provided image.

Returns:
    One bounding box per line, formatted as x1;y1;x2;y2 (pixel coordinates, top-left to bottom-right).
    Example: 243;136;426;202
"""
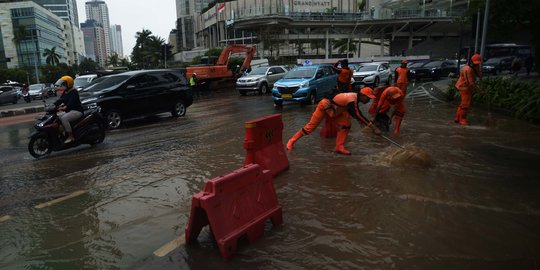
408;62;426;68
248;67;268;75
283;68;316;79
82;75;130;93
423;61;443;68
29;84;43;90
357;65;378;72
74;77;95;88
484;58;502;64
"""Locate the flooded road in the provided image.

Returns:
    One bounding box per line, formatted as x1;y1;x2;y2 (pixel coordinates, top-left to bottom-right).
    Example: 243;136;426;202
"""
1;84;540;269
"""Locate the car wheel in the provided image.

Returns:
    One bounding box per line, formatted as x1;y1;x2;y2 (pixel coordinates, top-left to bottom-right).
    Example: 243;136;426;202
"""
28;133;52;158
274;100;283;107
302;91;317;105
171;100;186;117
374;77;380;87
239;90;247;96
105;110;122;130
258;83;269;95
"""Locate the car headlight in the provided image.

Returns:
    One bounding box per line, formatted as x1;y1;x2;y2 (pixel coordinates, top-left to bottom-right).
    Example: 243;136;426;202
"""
410;70;416;73
300;81;309;88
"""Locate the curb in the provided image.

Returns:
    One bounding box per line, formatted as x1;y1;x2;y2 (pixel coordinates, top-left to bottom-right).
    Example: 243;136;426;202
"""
0;106;45;118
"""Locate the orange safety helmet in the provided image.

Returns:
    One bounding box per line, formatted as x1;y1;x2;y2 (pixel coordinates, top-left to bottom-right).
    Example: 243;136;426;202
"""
360;86;376;99
471;54;482;65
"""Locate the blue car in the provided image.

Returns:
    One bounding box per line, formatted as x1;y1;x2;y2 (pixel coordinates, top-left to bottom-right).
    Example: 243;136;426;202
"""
271;64;338;106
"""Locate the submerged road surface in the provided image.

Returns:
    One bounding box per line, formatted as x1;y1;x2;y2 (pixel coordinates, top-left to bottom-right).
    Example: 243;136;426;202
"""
1;84;539;269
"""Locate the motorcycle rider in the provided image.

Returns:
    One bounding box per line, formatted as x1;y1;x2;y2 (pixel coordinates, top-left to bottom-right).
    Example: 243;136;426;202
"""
53;75;83;144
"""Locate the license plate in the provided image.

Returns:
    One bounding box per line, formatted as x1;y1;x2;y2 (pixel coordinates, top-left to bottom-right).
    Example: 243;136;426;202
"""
281;94;293;98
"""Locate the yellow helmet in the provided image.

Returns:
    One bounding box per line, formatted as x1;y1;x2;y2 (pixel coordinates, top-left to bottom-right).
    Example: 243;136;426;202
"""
55;75;74;89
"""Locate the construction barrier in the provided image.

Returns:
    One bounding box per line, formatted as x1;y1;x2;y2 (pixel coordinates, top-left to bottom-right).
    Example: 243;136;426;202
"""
243;114;289;176
319;114;338;138
185;163;283;261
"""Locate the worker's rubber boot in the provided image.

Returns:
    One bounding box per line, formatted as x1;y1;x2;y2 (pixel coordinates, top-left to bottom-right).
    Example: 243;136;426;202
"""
286;130;305;151
458;108;469;126
335;129;351;155
454;107;462;123
393;116;403;136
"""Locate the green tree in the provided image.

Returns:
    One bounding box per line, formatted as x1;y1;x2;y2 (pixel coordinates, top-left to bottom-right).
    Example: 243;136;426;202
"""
107;52;120;67
332;38;358;56
79;58;99;74
310;39;325;56
42;47;61;66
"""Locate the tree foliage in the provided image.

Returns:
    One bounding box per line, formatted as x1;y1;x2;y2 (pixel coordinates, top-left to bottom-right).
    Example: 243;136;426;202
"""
43;47;61;66
130;29;172;69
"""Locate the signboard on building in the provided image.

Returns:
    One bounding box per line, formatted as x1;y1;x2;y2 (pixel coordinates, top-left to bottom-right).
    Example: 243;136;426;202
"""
293;0;332;12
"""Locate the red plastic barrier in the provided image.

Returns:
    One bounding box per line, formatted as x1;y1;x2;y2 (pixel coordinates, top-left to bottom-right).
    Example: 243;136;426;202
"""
185;164;283;261
319;114;338;138
243;114;289;176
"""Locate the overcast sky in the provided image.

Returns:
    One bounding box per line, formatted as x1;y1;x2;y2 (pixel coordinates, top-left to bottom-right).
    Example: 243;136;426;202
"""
76;0;177;57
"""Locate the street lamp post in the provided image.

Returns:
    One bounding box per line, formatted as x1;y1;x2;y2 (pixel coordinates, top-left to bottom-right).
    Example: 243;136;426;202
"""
31;29;40;84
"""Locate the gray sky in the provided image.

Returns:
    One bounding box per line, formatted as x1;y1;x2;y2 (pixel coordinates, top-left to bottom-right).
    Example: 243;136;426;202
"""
77;0;177;58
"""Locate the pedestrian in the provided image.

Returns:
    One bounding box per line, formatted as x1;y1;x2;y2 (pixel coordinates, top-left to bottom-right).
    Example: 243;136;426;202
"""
511;56;521;76
373;86;406;135
394;59;410;95
332;59;354;93
286;87;381;155
525;55;534;76
189;72;200;98
454;54;482;126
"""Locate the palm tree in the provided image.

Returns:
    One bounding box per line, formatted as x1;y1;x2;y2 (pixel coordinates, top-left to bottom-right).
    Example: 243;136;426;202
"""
43;47;60;66
310;40;325;56
333;38;358;56
107;53;119;67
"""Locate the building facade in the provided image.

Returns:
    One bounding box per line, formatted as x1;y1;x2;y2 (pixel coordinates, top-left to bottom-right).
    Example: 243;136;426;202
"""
80;19;106;67
110;24;122;56
33;0;79;27
0;1;67;69
85;0;111;57
181;0;471;61
175;0;211;51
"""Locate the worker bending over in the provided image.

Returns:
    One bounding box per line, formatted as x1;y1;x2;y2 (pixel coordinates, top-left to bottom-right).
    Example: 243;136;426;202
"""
455;54;482;126
287;87;381;155
374;86;406;136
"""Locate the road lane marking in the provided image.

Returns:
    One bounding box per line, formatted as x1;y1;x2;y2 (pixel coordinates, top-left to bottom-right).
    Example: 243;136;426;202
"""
153;234;186;257
34;190;87;209
0;215;12;223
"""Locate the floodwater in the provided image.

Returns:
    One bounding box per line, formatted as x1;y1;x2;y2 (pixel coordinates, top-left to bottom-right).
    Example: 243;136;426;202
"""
0;83;539;269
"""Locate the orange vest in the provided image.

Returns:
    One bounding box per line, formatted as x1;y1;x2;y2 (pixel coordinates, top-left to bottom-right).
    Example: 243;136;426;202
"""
337;68;353;84
455;65;477;89
395;67;409;84
332;92;357;107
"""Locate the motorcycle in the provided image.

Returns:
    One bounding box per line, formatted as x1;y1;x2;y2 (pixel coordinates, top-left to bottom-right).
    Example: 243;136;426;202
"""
21;87;31;103
28;104;107;158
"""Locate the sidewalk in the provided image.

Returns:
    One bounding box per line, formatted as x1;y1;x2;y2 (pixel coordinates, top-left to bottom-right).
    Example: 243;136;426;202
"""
0;104;45;118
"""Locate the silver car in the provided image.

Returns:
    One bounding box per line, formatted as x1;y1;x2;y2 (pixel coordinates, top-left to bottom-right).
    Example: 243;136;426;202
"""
352;62;392;87
0;85;19;105
28;83;48;100
236;66;288;95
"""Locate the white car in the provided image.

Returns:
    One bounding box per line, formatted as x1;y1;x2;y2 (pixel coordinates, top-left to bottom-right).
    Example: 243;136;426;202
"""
74;74;98;91
236;66;288;95
352;62;392;87
28;84;48;100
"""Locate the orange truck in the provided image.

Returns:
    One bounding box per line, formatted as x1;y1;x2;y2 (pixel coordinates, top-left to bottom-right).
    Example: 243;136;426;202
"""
186;44;256;84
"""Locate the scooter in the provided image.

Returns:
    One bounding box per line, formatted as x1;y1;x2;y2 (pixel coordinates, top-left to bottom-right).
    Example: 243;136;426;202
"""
28;104;107;158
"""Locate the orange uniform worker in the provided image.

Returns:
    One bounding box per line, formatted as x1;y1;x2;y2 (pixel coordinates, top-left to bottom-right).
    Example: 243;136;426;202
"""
368;86;386;116
287;87;381;155
455;54;482;125
333;59;354;93
374;86;406;136
394;60;410;95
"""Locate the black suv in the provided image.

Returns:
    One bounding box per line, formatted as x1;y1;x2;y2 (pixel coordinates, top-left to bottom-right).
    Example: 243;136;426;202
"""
80;70;193;129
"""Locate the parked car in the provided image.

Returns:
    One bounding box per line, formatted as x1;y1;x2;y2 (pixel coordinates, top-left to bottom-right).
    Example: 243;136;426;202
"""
482;57;513;75
352;62;392;87
271;64;337;106
74;74;98;91
236;66;288;95
80;70;193;129
28;83;48;99
409;60;457;81
0;85;18;105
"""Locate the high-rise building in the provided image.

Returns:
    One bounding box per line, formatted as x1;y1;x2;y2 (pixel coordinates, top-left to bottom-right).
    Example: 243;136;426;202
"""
80;19;106;67
175;0;210;50
0;1;67;70
85;0;111;57
110;24;123;56
33;0;79;27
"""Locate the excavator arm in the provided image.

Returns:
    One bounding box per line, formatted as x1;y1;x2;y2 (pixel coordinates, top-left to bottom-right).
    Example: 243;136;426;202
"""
186;44;256;82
